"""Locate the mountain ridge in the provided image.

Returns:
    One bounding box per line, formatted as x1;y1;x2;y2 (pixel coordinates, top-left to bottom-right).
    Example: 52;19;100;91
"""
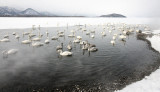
0;6;126;17
100;13;126;18
0;7;56;17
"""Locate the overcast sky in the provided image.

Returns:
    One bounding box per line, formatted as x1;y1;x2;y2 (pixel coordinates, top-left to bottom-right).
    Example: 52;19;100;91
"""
0;0;160;17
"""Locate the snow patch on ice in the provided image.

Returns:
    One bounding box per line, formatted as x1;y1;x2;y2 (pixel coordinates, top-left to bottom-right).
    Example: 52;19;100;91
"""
147;35;160;53
152;30;160;34
115;69;160;92
142;31;152;34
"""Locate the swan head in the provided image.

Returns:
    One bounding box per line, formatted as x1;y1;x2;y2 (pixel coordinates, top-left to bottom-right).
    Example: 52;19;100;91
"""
57;50;62;53
82;41;85;45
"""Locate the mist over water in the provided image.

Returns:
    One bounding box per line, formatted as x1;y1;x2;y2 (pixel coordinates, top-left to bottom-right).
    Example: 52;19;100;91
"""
147;18;160;30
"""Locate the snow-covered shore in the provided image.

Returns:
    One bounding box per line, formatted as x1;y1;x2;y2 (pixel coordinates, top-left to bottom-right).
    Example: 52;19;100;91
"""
116;68;160;92
116;30;160;92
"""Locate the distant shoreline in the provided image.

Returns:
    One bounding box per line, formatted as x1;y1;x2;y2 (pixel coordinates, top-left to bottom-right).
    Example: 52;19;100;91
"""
0;6;127;18
0;16;127;18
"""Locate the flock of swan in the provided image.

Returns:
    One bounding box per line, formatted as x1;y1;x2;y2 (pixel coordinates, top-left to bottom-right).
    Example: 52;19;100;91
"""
0;23;150;57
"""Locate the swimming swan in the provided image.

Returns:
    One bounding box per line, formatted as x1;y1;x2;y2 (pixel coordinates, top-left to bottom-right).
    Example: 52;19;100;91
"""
45;37;50;44
59;50;72;56
22;36;31;44
56;43;63;50
2;49;18;56
0;38;10;42
67;41;72;50
110;40;115;45
51;36;58;40
32;42;44;47
88;47;98;52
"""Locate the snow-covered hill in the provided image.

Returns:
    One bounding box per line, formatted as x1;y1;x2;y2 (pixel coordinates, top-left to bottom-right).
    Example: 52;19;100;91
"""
21;8;41;16
0;6;21;16
0;6;56;17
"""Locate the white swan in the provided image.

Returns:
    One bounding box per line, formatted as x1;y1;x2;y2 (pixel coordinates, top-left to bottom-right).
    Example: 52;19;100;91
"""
32;42;44;47
29;34;36;37
58;31;64;34
56;43;63;50
123;31;127;35
82;43;88;50
86;32;90;35
68;34;75;37
2;49;18;56
32;37;41;41
129;29;134;32
15;34;20;39
4;33;9;38
114;34;118;37
46;30;49;36
0;38;10;42
39;33;43;37
67;41;72;50
112;36;116;40
51;36;58;40
22;36;31;44
91;35;95;38
136;29;142;33
101;31;106;36
45;37;50;44
83;28;87;31
80;41;87;45
67;45;72;50
70;30;75;33
109;30;112;33
119;35;126;40
73;38;80;43
68;32;75;37
110;40;115;45
77;36;82;40
12;32;16;35
22;40;31;44
59;50;72;56
58;33;65;37
88;47;98;52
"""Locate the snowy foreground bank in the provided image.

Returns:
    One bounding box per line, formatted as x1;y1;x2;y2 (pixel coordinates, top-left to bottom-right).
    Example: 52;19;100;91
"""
116;30;160;92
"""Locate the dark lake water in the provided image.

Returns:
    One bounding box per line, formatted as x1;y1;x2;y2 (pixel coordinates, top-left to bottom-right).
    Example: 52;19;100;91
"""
0;24;160;92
